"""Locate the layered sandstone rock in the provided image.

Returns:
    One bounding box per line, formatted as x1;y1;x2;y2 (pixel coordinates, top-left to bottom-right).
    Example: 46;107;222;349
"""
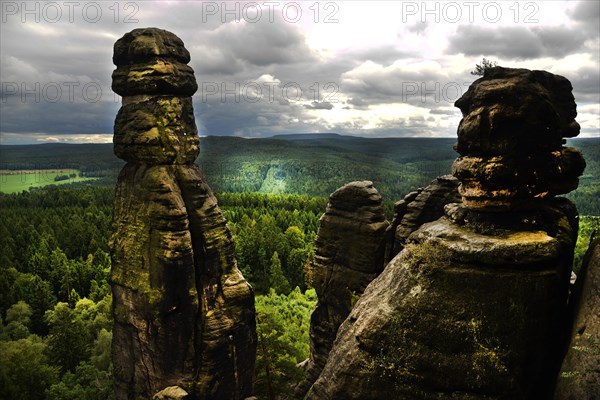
452;67;585;211
110;28;256;400
295;181;388;397
304;67;584;399
305;199;578;399
555;235;600;399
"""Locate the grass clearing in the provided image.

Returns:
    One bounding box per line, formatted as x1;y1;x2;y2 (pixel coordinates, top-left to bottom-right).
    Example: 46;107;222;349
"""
0;169;97;193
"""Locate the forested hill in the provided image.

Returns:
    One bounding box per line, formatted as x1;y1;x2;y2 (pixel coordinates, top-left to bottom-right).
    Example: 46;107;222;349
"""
1;136;598;214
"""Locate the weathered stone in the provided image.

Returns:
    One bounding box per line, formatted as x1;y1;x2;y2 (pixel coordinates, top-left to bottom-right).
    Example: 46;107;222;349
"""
153;386;189;400
295;181;389;398
452;148;585;210
304;67;586;400
114;97;199;164
110;28;256;400
112;28;197;97
555;235;600;399
454;67;580;155
384;175;460;263
111;165;198;397
113;27;191;66
452;67;585;211
112;61;198;97
305;200;577;400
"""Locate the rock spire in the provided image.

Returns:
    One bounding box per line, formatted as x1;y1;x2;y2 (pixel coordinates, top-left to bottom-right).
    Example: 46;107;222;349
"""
110;28;256;400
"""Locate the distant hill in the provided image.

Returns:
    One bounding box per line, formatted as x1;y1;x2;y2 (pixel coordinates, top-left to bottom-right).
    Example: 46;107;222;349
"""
1;136;598;214
269;133;357;141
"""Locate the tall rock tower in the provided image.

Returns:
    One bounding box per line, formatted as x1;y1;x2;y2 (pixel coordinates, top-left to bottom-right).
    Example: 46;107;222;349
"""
303;67;585;399
109;28;256;400
295;181;389;396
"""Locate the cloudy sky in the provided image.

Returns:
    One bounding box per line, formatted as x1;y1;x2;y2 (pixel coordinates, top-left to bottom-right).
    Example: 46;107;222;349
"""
1;0;598;144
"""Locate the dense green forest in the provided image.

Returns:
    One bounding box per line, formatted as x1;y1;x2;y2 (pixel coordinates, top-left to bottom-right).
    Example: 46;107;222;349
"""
0;187;324;399
0;186;598;399
0;136;598;399
2;137;598;214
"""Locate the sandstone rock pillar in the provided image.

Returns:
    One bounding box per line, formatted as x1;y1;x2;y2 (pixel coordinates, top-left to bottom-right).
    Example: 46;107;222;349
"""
294;181;388;397
304;67;585;399
109;28;256;400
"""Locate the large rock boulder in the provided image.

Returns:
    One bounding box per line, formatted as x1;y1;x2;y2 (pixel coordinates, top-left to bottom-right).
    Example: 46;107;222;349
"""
295;181;388;397
555;234;600;399
110;28;256;400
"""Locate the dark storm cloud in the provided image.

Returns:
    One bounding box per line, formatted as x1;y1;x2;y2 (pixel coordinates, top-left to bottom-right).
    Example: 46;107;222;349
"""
447;25;586;59
568;65;600;105
568;0;600;34
304;101;334;110
339;60;471;109
0;95;119;136
189;17;315;77
347;97;370;108
0;2;324;140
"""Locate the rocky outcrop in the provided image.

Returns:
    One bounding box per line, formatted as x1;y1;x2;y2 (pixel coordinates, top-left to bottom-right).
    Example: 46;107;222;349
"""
384;175;460;263
295;181;388;397
555;234;600;399
304;67;585;399
110;28;256;400
306;200;577;399
452;67;585;211
153;386;189;400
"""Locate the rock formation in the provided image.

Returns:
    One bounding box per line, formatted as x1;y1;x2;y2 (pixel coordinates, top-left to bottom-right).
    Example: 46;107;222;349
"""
384;175;460;263
303;67;585;399
555;234;600;399
452;67;585;211
295;181;389;397
109;28;256;400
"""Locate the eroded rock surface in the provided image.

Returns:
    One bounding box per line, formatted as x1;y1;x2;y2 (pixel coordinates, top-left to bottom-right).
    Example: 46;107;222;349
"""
555;235;600;399
110;28;256;400
452;67;585;211
295;181;388;397
305;200;577;400
384;175;460;263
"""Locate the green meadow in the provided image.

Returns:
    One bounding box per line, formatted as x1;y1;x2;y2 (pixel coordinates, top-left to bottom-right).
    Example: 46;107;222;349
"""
0;169;97;193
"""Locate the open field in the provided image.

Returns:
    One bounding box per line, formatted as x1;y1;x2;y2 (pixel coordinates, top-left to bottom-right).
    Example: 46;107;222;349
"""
0;169;97;193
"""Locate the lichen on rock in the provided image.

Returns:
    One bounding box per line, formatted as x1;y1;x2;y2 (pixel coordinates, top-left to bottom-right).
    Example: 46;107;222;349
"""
110;28;256;400
384;175;460;263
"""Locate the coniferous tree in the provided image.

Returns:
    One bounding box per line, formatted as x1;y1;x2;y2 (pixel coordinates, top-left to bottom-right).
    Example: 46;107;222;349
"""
269;252;291;295
471;57;498;76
